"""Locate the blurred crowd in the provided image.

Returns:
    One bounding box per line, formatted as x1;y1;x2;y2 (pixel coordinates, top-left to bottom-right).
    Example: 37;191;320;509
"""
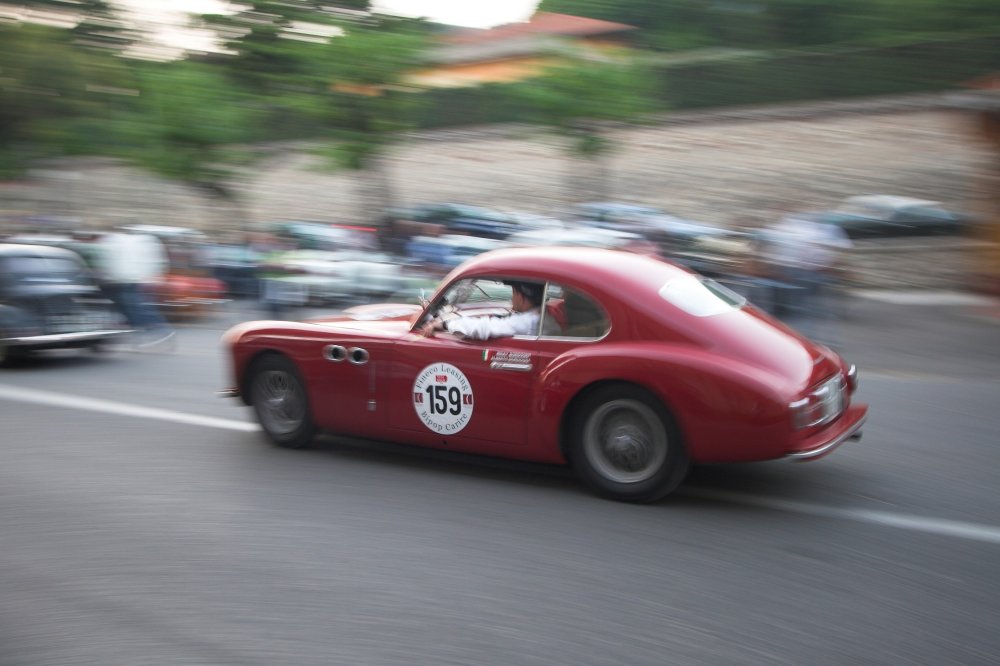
6;194;938;350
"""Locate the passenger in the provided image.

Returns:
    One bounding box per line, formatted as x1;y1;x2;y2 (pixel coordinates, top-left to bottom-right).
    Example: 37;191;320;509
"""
420;281;543;340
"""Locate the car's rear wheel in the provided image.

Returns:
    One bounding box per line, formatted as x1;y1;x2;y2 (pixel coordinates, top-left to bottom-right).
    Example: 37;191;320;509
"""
570;385;689;503
248;354;316;448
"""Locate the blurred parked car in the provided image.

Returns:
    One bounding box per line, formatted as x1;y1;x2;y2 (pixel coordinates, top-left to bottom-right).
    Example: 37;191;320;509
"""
820;195;969;238
386;203;520;240
271;221;380;251
405;234;506;272
267;249;405;305
122;224;227;319
672;233;753;278
0;243;130;366
3;233;77;248
506;226;658;256
207;244;262;299
505;212;567;233
573;202;742;255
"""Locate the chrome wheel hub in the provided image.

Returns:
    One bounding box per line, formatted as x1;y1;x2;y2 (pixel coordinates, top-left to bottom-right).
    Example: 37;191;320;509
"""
255;370;304;435
584;399;667;484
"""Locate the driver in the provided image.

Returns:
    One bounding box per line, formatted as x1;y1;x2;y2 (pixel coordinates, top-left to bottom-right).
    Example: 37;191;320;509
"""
420;281;543;340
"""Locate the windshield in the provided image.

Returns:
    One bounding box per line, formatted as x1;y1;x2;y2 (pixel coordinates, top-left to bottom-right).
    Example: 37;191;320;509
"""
658;274;745;317
440;279;511;309
1;255;88;284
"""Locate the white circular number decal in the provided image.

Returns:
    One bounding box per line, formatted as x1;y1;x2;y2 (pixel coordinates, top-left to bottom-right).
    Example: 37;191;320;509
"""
413;362;474;434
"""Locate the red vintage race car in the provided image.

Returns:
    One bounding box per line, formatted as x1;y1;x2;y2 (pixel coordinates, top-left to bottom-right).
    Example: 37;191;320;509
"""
221;247;867;502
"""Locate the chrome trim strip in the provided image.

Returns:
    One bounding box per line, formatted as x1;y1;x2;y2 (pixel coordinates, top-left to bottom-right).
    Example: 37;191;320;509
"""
785;413;867;461
4;329;132;345
216;388;240;398
489;361;533;372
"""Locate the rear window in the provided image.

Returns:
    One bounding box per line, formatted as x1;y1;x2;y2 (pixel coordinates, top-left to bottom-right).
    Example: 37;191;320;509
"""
658;274;745;317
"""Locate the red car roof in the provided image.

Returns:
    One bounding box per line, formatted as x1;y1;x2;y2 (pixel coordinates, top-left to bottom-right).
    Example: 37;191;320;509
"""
450;246;691;302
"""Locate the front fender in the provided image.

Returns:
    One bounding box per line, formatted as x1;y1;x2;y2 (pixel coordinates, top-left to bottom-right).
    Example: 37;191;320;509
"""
532;343;791;463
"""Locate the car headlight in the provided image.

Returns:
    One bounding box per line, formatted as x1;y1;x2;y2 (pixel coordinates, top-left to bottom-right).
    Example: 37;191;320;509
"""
790;374;846;429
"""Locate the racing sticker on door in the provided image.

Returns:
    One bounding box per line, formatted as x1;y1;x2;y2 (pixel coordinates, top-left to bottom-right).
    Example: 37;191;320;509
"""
413;362;474;434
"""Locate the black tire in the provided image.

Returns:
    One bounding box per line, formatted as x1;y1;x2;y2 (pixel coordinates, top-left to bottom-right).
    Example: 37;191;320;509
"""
248;354;317;448
0;343;28;368
570;384;689;503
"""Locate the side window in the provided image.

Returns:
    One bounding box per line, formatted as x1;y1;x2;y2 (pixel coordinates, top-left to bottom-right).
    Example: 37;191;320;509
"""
541;284;609;339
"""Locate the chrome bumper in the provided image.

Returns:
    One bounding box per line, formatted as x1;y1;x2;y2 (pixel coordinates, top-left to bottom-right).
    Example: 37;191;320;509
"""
785;412;867;461
3;329;132;346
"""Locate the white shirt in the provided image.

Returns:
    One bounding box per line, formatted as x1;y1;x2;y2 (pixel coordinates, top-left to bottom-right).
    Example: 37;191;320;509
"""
444;309;540;340
97;233;169;284
766;215;852;270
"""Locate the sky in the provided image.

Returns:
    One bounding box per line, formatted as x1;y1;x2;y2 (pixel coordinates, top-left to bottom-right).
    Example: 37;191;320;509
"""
108;0;541;58
371;0;540;28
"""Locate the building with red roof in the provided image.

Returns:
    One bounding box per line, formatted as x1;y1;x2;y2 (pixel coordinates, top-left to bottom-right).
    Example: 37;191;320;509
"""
408;12;637;88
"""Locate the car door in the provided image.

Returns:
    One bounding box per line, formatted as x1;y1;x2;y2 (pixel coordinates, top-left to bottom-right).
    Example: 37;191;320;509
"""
386;278;552;452
389;332;540;449
386;280;611;454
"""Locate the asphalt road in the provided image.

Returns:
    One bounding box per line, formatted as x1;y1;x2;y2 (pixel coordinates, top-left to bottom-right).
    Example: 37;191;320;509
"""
1;296;999;666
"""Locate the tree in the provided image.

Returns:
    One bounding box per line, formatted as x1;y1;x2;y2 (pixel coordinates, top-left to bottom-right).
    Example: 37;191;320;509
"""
309;18;429;225
200;1;373;139
0;22;131;177
515;59;659;202
198;3;427;227
0;0;136;50
537;0;1000;50
111;60;261;232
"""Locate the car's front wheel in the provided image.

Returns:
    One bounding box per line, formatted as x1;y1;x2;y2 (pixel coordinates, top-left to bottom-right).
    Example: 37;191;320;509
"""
570;385;689;503
248;354;317;448
0;342;28;368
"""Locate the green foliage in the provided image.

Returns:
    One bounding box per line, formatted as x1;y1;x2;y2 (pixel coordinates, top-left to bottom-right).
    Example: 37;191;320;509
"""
0;22;133;176
116;61;259;197
537;0;1000;50
0;0;136;51
309;22;429;170
515;59;659;157
654;35;1000;109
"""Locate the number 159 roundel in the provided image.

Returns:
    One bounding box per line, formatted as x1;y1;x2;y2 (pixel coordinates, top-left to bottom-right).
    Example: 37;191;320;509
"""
221;247;867;503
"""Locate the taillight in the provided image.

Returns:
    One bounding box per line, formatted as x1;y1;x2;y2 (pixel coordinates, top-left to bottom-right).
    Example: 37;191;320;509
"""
846;364;859;392
790;374;846;429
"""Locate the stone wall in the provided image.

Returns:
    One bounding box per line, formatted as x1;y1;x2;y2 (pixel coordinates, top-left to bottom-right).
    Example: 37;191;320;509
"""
2;95;996;290
847;238;984;290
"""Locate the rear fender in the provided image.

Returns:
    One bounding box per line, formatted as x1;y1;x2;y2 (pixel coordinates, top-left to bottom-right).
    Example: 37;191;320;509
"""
533;343;789;463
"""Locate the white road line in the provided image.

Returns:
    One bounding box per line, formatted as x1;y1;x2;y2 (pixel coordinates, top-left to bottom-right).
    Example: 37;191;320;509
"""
3;384;1000;545
0;384;258;432
683;488;1000;545
852;290;998;307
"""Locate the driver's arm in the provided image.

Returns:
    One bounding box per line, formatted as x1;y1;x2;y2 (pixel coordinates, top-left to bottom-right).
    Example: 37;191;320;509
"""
443;313;531;340
420;317;448;337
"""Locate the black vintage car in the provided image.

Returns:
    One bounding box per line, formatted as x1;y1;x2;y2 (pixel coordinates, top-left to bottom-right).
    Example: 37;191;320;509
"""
0;243;131;365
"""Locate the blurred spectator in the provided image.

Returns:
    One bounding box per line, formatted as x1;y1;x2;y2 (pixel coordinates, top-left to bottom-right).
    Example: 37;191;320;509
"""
207;237;262;300
95;231;174;347
752;211;853;347
68;229;104;274
257;232;300;319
